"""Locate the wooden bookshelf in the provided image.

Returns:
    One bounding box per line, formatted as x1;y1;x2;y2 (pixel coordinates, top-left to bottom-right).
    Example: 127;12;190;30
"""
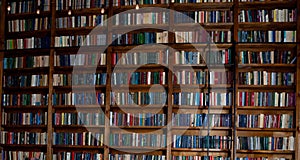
0;0;299;160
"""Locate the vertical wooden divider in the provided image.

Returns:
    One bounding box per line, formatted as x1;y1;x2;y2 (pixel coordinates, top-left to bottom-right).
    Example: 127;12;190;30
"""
296;0;300;159
232;0;239;159
47;0;56;159
0;1;7;149
167;3;175;160
104;1;114;159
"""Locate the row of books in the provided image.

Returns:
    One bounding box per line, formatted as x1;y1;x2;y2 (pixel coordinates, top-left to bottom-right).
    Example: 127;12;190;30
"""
239;50;293;64
175;31;232;43
2;93;49;106
6;37;51;50
110;92;167;105
173;135;231;149
237;136;294;151
109;154;165;160
236;158;289;160
3;56;50;69
174;49;232;65
239;0;286;1
110;133;166;147
172;113;231;127
173;70;206;85
109;112;167;126
176;11;233;24
113;12;169;26
53;132;104;146
54;35;107;47
56;15;107;29
239;9;297;23
172;92;232;106
174;0;233;2
53;152;103;160
52;92;105;105
172;156;229;160
53;112;105;126
8;17;50;32
209;71;233;84
54;53;107;66
111;71;167;85
53;73;107;86
113;0;168;6
0;131;47;145
112;32;169;45
111;51;169;65
238;114;293;129
238;30;296;43
2;151;45;160
238;71;294;86
3;74;48;87
8;0;50;14
56;0;109;10
238;92;295;107
2;112;47;125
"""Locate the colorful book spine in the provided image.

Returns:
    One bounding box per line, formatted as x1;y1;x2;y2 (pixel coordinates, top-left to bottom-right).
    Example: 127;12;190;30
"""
54;53;106;66
109;133;166;147
0;131;47;145
2;112;47;125
53;112;105;126
238;114;293;128
109;112;166;126
237;136;295;151
53;132;104;146
173;135;231;149
2;94;49;106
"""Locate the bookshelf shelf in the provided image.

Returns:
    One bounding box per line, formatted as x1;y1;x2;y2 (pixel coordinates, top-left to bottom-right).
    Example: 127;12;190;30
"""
55;27;102;36
171;148;231;152
236;150;294;154
53;145;105;150
6;30;51;39
0;0;298;160
237;128;296;132
6;12;51;19
173;3;233;10
238;22;296;30
173;23;234;30
238;1;296;10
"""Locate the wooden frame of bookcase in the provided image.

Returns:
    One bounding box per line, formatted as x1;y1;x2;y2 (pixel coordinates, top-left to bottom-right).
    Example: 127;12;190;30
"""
0;0;299;160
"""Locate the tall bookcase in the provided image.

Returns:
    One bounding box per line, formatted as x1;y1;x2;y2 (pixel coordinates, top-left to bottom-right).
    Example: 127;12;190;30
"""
0;0;299;160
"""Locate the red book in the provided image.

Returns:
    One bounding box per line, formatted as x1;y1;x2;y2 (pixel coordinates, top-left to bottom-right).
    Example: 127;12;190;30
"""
112;53;116;65
225;49;229;64
71;152;75;160
246;92;249;106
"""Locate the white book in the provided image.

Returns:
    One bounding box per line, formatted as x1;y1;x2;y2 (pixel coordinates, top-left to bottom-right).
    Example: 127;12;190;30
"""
259;114;264;128
288;136;294;150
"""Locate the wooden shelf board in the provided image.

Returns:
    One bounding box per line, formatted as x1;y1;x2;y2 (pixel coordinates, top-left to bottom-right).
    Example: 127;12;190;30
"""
7;30;51;39
171;148;230;152
172;126;231;130
112;24;169;33
237;106;295;110
6;12;51;19
236;150;294;154
237;128;296;132
239;22;296;30
238;1;296;9
112;4;169;14
174;23;233;30
53;145;104;149
4;48;50;56
173;2;233;10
